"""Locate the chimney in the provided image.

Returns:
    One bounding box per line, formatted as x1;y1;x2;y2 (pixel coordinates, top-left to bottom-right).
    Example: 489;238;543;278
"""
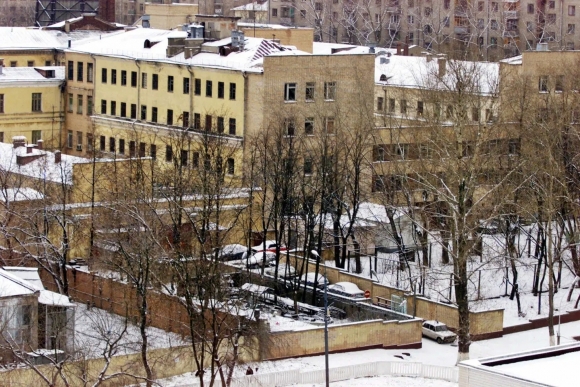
26;146;33;154
65;20;70;33
98;0;116;23
0;58;3;75
68;39;71;48
54;151;61;163
438;57;447;77
37;139;43;150
12;136;26;148
396;43;401;55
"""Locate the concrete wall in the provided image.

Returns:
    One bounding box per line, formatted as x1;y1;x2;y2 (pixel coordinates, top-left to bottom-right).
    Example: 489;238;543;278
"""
240;27;315;53
145;3;199;30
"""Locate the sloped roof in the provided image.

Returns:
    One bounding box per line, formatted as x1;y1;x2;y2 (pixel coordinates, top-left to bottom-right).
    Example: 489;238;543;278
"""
3;267;74;307
0;67;65;84
0;268;38;298
0;27;124;51
232;1;269;11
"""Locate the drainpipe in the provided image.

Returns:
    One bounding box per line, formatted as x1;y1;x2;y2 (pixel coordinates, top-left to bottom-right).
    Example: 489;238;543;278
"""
187;65;194;129
135;59;141;120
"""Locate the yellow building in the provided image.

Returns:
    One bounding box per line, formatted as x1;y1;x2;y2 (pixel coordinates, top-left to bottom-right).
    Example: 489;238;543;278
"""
142;3;199;30
0;64;65;148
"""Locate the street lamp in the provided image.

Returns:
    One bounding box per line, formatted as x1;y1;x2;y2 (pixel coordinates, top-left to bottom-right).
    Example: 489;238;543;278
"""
311;249;329;387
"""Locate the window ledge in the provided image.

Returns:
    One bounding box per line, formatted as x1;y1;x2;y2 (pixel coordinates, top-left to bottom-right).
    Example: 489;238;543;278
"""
284;100;297;103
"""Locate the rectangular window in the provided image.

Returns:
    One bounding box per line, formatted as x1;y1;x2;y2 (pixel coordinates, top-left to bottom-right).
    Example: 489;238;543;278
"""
152;107;158;123
167;109;173;125
547;13;556;23
478;1;484;11
141;105;147;120
389;98;395;113
227;158;235;175
100;135;106;151
32;130;42;144
218;81;225;98
568;24;575;34
303;157;313;175
111;69;117;84
527;3;534;13
183;77;190;94
109;137;115;152
305;82;315;101
444;0;450;9
152;74;158;90
324;82;336;100
194;113;201;129
121;70;127;86
130;103;136;119
325;117;335;134
555;75;564;92
229;118;236;135
87;133;93;152
400;99;407;114
68;94;73;112
305;118;314;135
120;102;127;117
206;80;213;97
205;115;212;130
111;101;117;115
377;97;384;111
0;94;4;113
67;61;74;80
150;144;157;160
131;71;137;87
129;141;136;157
87;96;93;115
10;61;16;67
217;116;225;132
77;95;83;114
194;78;201;95
101;68;107;83
181;150;188;166
417;101;424;117
87;63;93;83
569;5;576;16
77;62;83;82
166;145;173;162
285;118;296;136
142;73;147;88
284;83;296;101
491;19;498;30
492;2;498;11
229;83;236;100
168;75;174;92
119;139;125;154
272;8;278;16
67;131;73;148
472;107;480;122
539;75;548;92
183;111;189;128
139;142;146;157
485;109;493;122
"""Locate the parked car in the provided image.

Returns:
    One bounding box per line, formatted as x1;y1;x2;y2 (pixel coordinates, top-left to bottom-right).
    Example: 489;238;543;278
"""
422;320;457;344
327;282;366;299
265;264;296;279
253;240;287;253
300;272;328;289
246;251;276;269
216;244;256;261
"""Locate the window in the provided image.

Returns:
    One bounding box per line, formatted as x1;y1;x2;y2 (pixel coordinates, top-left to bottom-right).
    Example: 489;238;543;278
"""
183;111;190;128
142;73;147;88
315;2;322;10
111;101;117;116
150;144;157;160
0;94;3;113
166;145;173;162
87;96;93;115
527;3;534;13
77;62;83;82
272;8;278;16
183;77;190;94
229;83;236;100
67;61;74;80
305;118;314;135
492;2;498;12
194;113;201;129
408;15;414;24
32;130;42;144
101;68;107;83
121;70;127;86
424;7;431;17
27;61;34;67
67;131;73;148
490;37;498;46
130;141;136;157
181;150;188;166
227;158;235;175
539;76;548;92
217;116;225;132
444;0;450;9
478;1;484;11
87;63;93;83
32;93;42;112
100;135;106;151
389;98;395;113
570;5;576;16
168;75;174;92
194;78;201;95
285;118;296;136
229;118;236;135
139;142;146;157
417;101;424;116
109;137;115;153
491;19;498;30
284;83;297;101
206;80;213;97
324;82;336;100
141;105;147;120
485;109;493;122
547;13;556;23
119;139;125;154
131;71;137;87
444;16;450;27
477;19;484;29
68;94;73;112
377;97;384;111
10;61;16;67
205;115;212;130
152;107;158;123
555;75;564;92
120;102;127;117
472;107;479;122
549;0;555;8
325;117;335;134
87;134;93;152
305;82;315;101
77;94;84;114
218;81;225;98
400;99;407;114
568;24;575;34
152;74;158;90
130;103;136;119
167;109;173;125
111;69;117;85
303;157;313;174
300;9;306;18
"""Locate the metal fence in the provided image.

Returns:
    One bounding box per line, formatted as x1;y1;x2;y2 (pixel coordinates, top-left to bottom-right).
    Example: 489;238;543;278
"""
174;361;458;387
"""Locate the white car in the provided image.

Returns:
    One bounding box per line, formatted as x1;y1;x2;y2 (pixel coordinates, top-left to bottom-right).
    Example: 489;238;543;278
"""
327;282;365;299
216;244;255;261
265;264;296;279
246;251;276;269
300;273;328;289
422;320;457;344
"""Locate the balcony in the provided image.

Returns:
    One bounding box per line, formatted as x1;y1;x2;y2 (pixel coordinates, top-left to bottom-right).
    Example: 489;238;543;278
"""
504;10;520;18
455;26;471;34
455;7;469;17
503;30;519;38
280;16;295;25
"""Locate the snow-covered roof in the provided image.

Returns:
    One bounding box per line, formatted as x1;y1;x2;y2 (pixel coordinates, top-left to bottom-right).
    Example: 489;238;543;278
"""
0;27;124;50
232;1;269;11
0;142;88;185
46;16;83;28
375;54;500;95
0;67;65;84
3;267;75;307
0;187;44;202
0;268;38;298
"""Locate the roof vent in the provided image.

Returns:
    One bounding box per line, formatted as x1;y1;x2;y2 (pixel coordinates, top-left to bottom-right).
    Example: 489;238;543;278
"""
380;57;389;64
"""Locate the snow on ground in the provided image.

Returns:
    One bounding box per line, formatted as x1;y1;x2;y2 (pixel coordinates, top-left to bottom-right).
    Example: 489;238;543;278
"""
292;376;457;387
74;304;186;358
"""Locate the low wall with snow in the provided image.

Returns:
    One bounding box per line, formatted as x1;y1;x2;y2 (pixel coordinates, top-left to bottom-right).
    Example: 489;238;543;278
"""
263;318;422;360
